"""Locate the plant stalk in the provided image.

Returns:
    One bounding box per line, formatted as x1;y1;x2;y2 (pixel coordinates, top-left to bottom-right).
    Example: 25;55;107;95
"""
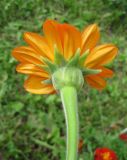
60;86;79;160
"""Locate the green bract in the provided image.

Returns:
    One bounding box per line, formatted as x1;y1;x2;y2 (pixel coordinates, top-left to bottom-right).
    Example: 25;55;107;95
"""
42;47;101;90
52;67;84;90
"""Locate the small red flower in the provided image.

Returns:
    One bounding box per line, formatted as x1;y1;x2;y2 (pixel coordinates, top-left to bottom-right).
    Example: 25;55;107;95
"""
94;148;118;160
78;139;84;152
119;133;127;142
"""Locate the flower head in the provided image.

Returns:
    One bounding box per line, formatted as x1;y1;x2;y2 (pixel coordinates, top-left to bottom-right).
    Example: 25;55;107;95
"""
119;133;127;142
12;20;118;94
119;128;127;142
94;148;118;160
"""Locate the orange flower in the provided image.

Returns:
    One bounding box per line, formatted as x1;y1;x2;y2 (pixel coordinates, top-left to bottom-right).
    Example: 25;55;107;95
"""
12;20;118;94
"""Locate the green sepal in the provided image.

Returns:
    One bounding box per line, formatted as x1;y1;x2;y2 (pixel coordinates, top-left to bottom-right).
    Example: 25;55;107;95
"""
42;57;58;73
41;66;51;73
36;64;50;73
66;48;80;67
78;49;89;67
82;68;102;75
43;79;52;84
54;45;66;66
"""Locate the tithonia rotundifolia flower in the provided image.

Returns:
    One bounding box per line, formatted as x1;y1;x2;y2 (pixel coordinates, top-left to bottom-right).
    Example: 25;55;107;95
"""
94;147;118;160
12;20;118;94
12;20;118;160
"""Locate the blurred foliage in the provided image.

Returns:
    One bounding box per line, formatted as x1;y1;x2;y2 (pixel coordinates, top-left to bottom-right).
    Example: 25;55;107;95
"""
0;0;127;159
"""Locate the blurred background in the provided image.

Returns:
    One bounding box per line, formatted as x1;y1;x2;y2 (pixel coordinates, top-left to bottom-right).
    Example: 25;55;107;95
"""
0;0;127;159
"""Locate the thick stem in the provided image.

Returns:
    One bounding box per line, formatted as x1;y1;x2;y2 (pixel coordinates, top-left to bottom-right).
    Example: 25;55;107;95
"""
60;86;79;160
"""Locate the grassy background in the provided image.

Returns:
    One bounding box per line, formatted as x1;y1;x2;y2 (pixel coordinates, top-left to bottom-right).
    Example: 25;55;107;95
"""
0;0;127;159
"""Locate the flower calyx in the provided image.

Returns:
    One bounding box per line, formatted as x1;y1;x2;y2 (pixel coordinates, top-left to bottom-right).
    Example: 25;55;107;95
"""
42;47;102;89
52;67;84;90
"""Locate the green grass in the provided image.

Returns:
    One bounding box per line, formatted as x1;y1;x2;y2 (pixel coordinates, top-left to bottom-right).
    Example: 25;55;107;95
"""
0;0;127;159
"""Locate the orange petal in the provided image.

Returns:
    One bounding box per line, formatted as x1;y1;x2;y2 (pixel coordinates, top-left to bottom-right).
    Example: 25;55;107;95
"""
43;20;81;60
85;75;106;90
85;44;118;68
16;63;49;78
97;67;114;78
43;20;63;55
81;24;100;53
12;46;42;65
61;24;81;60
24;32;54;61
24;76;55;94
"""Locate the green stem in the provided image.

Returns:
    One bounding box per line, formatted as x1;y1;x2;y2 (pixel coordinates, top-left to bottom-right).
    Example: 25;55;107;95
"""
60;86;79;160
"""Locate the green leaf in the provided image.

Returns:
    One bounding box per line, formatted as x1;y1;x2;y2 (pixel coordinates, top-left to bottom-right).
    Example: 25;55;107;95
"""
9;102;24;112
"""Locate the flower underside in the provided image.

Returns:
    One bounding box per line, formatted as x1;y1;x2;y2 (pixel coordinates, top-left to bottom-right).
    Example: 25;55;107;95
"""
42;47;102;90
43;47;101;74
12;19;118;94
